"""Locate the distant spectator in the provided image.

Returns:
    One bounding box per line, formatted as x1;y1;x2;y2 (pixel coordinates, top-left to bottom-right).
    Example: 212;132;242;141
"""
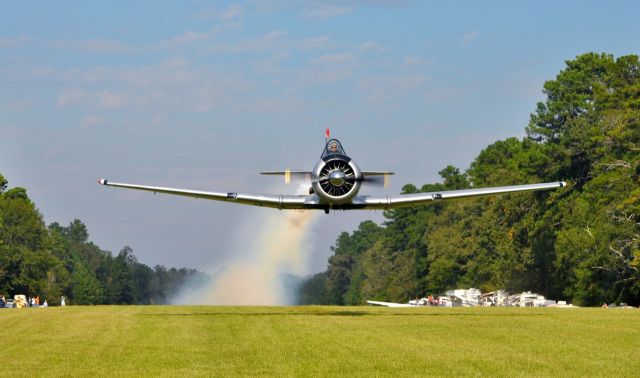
0;295;5;308
61;296;66;307
42;300;48;307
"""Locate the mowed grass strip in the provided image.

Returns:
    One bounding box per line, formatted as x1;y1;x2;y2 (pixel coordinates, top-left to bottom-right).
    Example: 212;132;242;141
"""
1;306;638;377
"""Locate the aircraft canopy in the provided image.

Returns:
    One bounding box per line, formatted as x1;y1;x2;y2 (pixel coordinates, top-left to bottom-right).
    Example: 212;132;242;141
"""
322;139;346;157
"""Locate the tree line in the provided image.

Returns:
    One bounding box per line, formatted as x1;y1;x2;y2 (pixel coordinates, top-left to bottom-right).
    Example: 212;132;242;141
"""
298;53;640;307
0;178;208;305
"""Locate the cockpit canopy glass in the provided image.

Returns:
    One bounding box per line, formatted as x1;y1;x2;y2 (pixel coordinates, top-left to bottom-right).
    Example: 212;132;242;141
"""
322;139;346;156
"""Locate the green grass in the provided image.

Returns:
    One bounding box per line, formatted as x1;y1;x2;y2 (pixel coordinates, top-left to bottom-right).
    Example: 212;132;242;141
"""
1;306;639;377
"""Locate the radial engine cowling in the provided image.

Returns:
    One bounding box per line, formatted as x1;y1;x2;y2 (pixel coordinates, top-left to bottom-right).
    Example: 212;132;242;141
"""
311;157;362;205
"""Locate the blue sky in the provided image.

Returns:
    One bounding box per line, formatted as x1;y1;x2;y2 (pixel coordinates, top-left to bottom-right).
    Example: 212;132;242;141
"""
2;1;639;273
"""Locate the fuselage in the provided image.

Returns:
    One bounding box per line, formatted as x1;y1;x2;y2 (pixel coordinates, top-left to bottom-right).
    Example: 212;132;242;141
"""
311;139;363;205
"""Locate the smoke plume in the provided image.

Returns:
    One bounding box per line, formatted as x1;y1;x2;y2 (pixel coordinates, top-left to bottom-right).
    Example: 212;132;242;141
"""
173;196;318;305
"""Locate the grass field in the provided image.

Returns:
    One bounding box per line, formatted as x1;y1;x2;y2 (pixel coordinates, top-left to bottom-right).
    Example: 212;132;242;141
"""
1;306;639;377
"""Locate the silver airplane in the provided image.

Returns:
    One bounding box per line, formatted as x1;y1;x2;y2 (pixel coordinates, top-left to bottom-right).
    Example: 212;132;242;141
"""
98;130;566;213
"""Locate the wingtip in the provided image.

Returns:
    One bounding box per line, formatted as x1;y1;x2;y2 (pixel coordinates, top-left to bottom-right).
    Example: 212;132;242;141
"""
560;181;567;187
98;179;108;185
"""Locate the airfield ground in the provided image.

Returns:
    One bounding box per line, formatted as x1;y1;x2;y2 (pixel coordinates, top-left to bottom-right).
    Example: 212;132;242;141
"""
1;306;638;376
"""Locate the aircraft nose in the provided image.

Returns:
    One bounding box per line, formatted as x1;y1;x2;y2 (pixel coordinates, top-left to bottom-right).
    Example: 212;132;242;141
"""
329;170;346;187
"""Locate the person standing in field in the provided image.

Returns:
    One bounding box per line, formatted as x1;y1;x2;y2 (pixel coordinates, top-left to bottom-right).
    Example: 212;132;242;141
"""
61;296;66;307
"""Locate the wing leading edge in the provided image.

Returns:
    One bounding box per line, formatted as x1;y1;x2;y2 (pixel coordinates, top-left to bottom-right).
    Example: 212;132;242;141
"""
359;181;567;210
97;179;309;210
97;179;566;210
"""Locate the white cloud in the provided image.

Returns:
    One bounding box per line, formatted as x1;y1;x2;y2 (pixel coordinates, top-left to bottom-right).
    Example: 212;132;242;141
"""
0;123;22;138
196;3;245;21
204;30;287;53
310;52;355;65
163;22;335;55
98;91;128;109
303;3;353;19
57;90;128;110
78;115;103;129
253;51;291;74
3;98;35;111
48;39;135;53
358;41;386;54
0;34;28;48
424;87;466;102
248;0;408;16
357;74;428;102
262;30;288;44
462;31;479;44
57;89;85;107
293;52;358;84
42;58;261;114
295;67;351;85
249;95;306;113
164;30;213;47
220;3;245;20
160;23;242;49
295;35;334;51
401;56;432;68
208;32;339;54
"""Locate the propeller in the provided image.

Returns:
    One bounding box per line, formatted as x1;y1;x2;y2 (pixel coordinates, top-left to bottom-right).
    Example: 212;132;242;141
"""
314;175;386;184
313;170;391;188
351;175;390;188
262;168;392;188
360;171;393;188
261;170;311;184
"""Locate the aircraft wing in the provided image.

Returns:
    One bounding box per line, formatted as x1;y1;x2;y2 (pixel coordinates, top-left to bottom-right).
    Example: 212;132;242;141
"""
366;300;416;307
358;181;566;210
97;179;309;210
99;179;565;211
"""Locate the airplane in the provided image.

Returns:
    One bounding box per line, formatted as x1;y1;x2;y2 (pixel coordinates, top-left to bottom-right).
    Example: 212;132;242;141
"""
98;129;566;213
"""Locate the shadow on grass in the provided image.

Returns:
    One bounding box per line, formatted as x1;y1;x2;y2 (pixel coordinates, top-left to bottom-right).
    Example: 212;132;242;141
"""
140;311;370;317
139;311;549;317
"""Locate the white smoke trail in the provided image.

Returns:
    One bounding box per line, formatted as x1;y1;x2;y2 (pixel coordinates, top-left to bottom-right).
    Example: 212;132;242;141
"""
174;184;319;305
